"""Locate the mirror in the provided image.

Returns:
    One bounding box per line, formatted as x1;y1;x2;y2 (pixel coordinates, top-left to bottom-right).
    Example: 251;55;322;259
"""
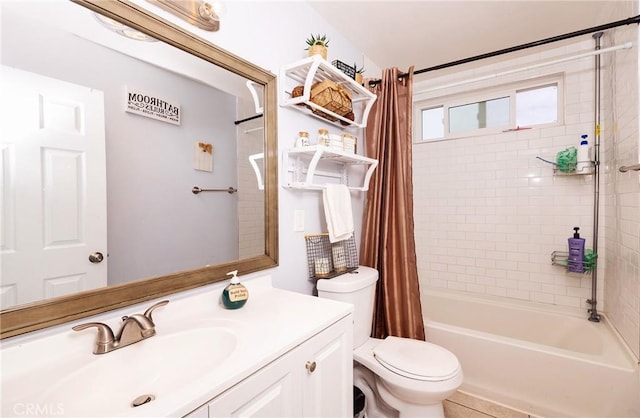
0;0;278;338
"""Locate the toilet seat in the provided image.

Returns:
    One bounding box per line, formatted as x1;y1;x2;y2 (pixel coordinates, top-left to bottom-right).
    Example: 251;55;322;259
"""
373;336;461;382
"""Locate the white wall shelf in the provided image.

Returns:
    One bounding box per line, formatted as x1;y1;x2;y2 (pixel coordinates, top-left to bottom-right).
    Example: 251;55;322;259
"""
280;55;377;128
248;153;264;190
283;145;378;191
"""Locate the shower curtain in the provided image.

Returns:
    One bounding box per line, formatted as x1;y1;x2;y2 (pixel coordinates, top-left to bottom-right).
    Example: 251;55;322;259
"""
360;67;425;341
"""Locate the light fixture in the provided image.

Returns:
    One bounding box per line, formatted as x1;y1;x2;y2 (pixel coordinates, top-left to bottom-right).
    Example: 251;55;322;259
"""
93;13;158;42
146;0;223;32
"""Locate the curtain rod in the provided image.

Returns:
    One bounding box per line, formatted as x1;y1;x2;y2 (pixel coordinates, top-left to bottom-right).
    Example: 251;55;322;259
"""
413;41;632;97
234;114;263;125
368;14;640;86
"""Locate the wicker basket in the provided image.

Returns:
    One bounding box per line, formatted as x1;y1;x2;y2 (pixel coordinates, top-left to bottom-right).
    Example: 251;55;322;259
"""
291;81;353;123
291;86;306;106
310;80;352;116
340;111;355;126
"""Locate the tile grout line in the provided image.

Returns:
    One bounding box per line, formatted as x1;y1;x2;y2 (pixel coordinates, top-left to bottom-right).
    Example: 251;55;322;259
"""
445;399;498;418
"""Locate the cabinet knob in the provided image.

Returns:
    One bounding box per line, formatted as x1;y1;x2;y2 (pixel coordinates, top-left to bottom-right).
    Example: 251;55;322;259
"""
305;361;317;373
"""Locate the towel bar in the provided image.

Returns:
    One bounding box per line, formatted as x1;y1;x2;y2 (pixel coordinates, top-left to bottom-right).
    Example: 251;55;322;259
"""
619;164;640;173
192;186;238;194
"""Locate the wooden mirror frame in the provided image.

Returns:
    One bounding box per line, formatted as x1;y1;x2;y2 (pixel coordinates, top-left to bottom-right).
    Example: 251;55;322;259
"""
0;0;278;339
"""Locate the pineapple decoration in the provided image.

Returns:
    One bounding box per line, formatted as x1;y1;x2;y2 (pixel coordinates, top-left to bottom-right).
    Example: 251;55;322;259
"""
354;63;365;85
306;33;329;60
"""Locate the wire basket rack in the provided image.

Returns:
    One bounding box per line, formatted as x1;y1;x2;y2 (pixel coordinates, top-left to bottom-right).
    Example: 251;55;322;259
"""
305;233;358;279
551;250;597;273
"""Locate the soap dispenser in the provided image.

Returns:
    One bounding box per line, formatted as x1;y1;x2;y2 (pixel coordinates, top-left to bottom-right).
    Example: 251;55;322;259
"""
577;134;592;173
221;270;248;309
567;227;585;273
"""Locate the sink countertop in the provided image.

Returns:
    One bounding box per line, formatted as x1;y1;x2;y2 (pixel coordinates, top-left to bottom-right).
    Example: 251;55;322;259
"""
0;275;353;417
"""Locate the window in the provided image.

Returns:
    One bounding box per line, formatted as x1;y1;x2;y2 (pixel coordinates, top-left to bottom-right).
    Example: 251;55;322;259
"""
449;96;510;133
415;77;562;142
421;106;444;140
516;85;558;126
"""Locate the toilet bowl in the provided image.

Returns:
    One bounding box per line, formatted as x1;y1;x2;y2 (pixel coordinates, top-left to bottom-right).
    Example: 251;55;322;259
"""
354;336;463;417
316;266;463;418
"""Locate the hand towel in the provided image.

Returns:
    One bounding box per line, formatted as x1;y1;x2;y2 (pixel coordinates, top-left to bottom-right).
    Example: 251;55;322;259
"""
323;183;354;243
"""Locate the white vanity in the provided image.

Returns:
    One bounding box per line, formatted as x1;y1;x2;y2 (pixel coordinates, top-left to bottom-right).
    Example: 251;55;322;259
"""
0;276;353;417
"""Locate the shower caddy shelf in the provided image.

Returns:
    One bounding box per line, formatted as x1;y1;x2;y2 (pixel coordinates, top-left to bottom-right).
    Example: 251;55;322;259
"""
548;158;598;273
536;156;596;176
552;161;596;176
551;251;590;273
279;55;377;128
283;145;378;191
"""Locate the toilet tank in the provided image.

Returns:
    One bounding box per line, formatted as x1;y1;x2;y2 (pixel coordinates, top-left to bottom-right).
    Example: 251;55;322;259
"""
316;266;378;348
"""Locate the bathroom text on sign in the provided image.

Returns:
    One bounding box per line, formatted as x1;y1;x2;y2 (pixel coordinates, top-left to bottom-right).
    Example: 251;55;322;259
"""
125;86;181;125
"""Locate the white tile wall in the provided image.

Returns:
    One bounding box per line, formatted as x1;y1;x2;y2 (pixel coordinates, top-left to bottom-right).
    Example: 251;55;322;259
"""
413;38;606;313
603;22;640;359
237;99;266;259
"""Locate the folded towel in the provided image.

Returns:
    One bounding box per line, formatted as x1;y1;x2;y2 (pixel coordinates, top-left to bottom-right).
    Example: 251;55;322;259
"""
323;183;354;243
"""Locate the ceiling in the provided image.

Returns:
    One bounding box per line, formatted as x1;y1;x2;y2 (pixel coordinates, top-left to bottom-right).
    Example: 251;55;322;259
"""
4;1;252;100
310;1;636;80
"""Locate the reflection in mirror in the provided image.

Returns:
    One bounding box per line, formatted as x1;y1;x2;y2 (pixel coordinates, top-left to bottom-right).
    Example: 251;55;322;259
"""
0;0;278;338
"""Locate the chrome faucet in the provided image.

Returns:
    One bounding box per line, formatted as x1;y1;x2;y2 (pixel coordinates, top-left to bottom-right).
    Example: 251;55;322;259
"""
72;300;169;354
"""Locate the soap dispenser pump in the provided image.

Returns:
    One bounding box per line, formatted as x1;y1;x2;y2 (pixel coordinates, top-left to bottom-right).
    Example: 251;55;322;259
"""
221;270;248;309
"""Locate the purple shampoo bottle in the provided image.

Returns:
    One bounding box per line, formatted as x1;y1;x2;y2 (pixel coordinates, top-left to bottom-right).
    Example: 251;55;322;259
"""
568;227;585;273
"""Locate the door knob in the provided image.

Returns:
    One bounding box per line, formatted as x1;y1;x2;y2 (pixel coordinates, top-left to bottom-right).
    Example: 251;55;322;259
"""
89;252;104;263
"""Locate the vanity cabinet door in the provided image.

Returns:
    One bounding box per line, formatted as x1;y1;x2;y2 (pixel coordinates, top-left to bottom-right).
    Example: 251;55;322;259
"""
300;315;353;418
206;348;302;417
193;314;353;418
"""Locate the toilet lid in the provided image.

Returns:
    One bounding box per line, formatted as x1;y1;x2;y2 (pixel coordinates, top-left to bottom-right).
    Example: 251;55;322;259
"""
373;336;460;382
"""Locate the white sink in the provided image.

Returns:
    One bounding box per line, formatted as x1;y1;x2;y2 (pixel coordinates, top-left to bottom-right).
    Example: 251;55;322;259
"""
3;323;239;417
0;277;354;418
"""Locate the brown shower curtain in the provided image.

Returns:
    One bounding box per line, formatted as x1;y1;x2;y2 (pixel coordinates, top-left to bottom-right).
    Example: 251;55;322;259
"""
360;67;425;341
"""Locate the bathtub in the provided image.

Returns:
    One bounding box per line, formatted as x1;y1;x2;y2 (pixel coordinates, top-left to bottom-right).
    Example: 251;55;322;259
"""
423;289;640;418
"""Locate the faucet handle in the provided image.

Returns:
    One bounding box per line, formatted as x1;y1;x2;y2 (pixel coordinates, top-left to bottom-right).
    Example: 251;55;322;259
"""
72;322;115;344
143;300;169;322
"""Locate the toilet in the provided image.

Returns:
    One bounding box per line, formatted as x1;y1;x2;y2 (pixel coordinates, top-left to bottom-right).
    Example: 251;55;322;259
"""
316;266;463;418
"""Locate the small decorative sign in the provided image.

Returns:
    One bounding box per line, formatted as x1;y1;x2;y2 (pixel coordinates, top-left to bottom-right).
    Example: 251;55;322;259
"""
194;141;213;172
331;60;356;79
124;86;181;125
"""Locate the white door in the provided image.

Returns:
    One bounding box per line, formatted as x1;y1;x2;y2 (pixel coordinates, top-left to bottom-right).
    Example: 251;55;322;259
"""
0;66;107;308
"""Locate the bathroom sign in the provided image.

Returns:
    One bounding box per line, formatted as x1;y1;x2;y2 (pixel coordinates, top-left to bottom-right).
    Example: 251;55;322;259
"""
124;86;181;125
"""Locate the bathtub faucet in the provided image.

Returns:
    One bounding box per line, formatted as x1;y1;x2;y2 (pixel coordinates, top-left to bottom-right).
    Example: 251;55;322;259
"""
72;300;169;354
